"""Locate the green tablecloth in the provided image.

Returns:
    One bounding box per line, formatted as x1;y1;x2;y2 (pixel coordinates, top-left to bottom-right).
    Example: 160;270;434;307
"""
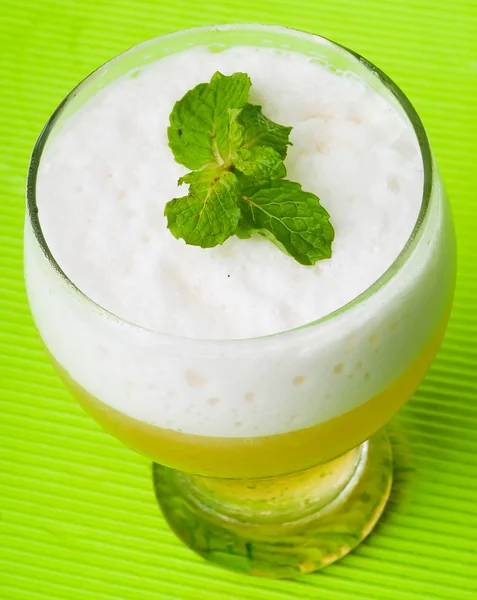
1;1;476;598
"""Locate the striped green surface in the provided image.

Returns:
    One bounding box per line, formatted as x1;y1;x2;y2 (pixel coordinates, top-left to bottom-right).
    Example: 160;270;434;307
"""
1;1;476;598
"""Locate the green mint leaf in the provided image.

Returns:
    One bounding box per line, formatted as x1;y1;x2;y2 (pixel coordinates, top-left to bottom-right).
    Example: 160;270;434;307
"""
239;180;334;265
227;108;246;156
238;104;292;159
234;146;286;184
235;220;253;239
165;72;334;264
165;168;241;247
177;171;194;186
168;72;251;170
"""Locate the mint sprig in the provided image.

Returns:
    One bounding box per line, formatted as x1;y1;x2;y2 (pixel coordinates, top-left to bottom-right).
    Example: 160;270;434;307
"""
165;71;334;265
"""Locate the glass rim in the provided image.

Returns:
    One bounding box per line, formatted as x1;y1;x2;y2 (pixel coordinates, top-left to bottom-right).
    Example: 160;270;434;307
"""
26;23;433;345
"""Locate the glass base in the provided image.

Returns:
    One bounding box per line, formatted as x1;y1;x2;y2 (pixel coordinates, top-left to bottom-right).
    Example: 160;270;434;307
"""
152;429;392;578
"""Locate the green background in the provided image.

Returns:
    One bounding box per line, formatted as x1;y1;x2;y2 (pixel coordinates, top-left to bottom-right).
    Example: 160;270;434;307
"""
1;1;476;598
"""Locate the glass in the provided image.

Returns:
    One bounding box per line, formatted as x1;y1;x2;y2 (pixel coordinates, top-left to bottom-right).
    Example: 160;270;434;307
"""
24;24;456;577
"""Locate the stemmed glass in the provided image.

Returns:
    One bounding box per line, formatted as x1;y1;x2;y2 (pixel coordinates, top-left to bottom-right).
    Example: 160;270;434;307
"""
25;24;456;577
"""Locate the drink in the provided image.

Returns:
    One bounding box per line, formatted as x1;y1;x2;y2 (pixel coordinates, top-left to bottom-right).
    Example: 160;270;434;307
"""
50;317;447;480
25;25;456;577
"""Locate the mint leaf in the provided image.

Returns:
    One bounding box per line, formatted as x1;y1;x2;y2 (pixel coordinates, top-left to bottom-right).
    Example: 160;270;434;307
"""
238;104;292;159
227;108;246;157
235;221;253;239
234;146;286;183
168;72;251;170
165;71;334;264
165;168;241;247
239;180;335;265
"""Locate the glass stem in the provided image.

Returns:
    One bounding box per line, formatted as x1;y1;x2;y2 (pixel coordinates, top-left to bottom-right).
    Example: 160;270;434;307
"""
180;445;364;526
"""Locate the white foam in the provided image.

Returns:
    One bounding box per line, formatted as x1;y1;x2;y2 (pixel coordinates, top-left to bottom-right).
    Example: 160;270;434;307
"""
35;46;422;339
25;44;452;438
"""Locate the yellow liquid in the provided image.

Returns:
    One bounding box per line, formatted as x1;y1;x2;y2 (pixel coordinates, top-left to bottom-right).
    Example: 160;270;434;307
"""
52;309;449;479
